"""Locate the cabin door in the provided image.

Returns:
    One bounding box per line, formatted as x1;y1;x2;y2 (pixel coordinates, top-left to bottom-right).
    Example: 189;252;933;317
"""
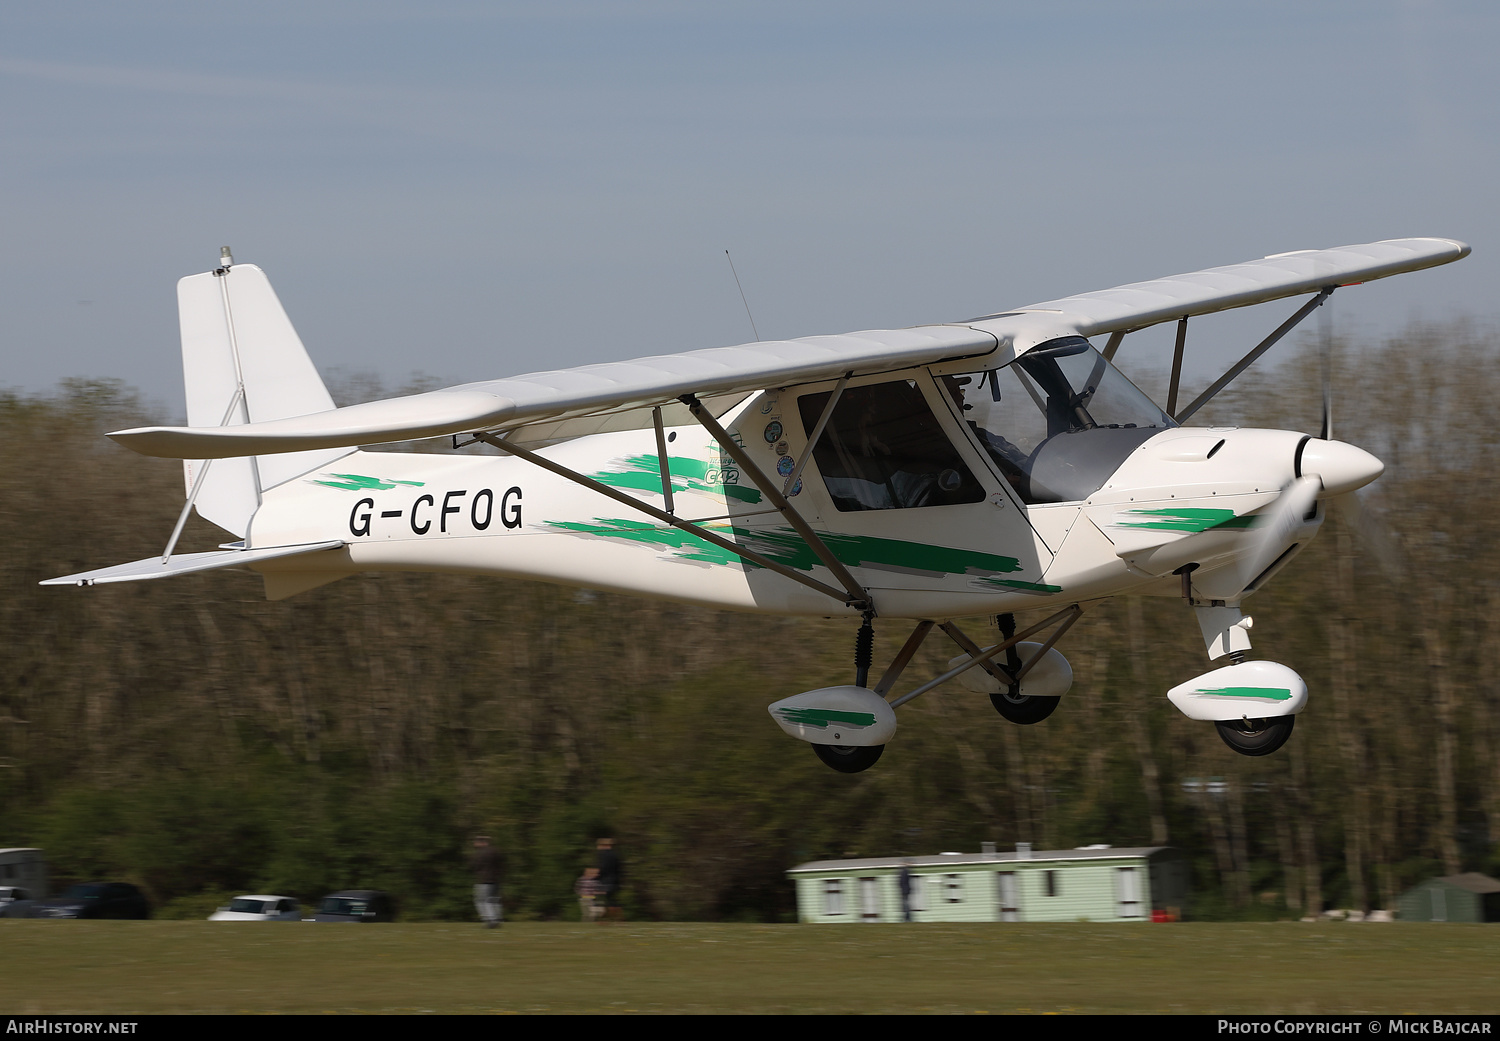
782;375;1052;610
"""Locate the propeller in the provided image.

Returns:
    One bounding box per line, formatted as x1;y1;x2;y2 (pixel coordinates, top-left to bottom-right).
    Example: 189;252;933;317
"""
1330;490;1403;585
1231;475;1323;594
1314;291;1404;586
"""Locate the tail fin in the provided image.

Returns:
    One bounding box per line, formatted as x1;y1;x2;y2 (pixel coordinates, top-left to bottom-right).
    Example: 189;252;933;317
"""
179;258;352;536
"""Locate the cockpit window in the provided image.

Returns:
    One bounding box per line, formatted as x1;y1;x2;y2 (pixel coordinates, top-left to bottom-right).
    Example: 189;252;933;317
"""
944;337;1174;504
798;379;986;512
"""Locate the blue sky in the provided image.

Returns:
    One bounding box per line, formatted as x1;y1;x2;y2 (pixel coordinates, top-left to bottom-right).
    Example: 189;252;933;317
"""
3;1;1495;410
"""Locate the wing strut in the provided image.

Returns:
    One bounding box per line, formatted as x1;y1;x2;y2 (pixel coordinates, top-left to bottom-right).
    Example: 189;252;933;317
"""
650;406;675;515
1171;287;1335;423
680;393;873;612
781;372;849;496
888;605;1084;708
468;431;858;608
1166;316;1189;417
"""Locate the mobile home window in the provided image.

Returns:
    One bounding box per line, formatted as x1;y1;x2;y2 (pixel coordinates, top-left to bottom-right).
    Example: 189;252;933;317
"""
996;872;1019;921
1045;870;1059;897
1116;867;1142;918
945;874;964;903
824;879;844;916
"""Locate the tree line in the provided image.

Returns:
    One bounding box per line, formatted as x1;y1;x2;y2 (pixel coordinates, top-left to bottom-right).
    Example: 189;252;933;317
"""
1;320;1496;920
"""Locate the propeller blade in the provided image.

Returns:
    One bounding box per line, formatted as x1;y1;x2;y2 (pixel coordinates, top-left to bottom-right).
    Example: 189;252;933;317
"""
1237;475;1322;593
1332;491;1403;586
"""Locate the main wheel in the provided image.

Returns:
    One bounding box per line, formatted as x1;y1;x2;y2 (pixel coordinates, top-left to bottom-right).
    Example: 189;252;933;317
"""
990;691;1060;725
813;743;885;773
1215;715;1295;757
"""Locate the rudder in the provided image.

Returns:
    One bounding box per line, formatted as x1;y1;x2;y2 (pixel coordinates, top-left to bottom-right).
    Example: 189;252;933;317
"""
179;255;352;537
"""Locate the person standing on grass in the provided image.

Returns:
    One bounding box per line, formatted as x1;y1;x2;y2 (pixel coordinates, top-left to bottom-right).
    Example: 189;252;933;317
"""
575;867;604;922
596;837;622;922
472;835;503;929
899;860;913;922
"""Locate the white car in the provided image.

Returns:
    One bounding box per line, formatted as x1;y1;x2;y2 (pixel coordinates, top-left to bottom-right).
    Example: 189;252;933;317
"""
208;895;301;921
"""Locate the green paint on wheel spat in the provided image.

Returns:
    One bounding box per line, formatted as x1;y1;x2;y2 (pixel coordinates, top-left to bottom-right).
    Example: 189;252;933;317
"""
1115;508;1255;533
311;473;427;492
1194;686;1292;701
777;708;878;728
588;454;763;504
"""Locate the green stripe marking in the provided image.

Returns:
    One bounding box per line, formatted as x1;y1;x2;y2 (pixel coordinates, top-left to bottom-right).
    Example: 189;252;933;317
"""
1194;686;1292;701
311;473;426;492
543;519;1027;580
973;576;1064;594
545;518;741;566
736;528;1024;577
777;708;878;728
1115;507;1251;533
589;454;763;504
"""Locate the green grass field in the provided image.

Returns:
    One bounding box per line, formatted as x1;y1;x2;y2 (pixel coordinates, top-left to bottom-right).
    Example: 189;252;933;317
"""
2;921;1496;1015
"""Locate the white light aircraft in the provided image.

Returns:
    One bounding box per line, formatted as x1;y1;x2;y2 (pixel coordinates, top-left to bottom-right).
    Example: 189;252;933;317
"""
47;238;1469;771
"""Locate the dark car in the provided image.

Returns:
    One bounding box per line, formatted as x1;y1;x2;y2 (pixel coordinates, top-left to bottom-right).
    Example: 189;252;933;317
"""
312;890;394;922
0;886;37;919
26;882;150;919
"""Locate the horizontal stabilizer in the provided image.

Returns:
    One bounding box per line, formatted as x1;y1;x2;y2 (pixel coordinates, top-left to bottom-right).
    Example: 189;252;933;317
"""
41;541;345;587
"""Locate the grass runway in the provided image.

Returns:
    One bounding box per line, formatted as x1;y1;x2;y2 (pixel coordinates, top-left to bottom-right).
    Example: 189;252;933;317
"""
2;921;1496;1015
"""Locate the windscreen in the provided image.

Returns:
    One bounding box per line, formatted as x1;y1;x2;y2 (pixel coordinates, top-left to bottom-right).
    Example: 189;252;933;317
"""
942;337;1174;504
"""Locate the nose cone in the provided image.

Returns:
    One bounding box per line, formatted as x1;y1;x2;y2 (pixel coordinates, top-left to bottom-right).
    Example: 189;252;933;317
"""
1298;439;1384;496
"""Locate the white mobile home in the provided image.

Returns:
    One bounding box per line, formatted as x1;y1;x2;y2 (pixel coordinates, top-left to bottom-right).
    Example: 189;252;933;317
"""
788;845;1187;923
0;848;49;900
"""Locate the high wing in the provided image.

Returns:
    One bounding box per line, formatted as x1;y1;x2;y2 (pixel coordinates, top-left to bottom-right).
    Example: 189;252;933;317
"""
108;237;1468;461
995;236;1470;337
110;324;1000;459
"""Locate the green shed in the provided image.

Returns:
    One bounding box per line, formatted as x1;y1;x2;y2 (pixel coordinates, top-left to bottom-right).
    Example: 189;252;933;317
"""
788;845;1188;924
1397;873;1500;923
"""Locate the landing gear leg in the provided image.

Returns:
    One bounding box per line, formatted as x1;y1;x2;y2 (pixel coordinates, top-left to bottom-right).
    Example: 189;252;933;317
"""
1166;602;1305;756
854;611;874;688
988;612;1060;724
806;611;886;774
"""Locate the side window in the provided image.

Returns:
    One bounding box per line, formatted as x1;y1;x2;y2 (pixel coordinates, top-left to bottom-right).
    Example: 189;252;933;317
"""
945;874;964;903
798;380;985;512
824;878;844;915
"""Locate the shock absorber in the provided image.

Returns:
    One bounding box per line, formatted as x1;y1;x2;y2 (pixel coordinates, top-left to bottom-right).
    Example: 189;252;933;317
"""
996;612;1022;694
854;612;875;688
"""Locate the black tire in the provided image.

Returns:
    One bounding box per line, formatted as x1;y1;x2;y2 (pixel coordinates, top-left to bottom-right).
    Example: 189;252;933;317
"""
812;743;885;773
1215;715;1295;757
990;691;1060;725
